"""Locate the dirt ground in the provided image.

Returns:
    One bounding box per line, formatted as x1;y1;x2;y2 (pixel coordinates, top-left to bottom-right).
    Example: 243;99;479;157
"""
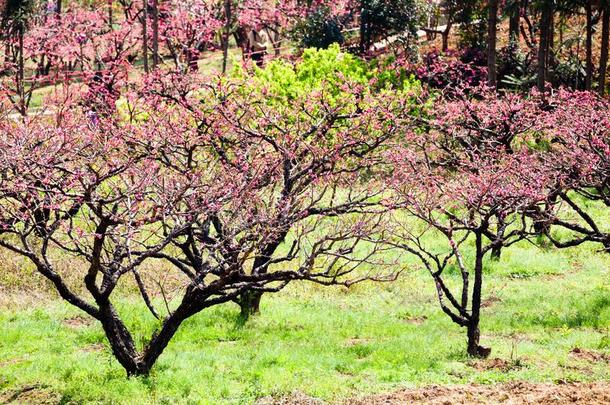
258;382;610;405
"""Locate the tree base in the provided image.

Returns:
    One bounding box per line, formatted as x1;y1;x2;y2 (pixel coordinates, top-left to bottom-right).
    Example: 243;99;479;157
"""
467;345;492;358
237;291;262;321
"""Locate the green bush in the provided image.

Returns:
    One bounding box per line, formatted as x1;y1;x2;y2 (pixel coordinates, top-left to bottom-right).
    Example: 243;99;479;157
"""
246;44;421;102
248;44;370;102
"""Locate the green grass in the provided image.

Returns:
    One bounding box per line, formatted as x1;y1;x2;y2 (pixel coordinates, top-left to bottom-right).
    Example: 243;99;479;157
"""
0;240;608;404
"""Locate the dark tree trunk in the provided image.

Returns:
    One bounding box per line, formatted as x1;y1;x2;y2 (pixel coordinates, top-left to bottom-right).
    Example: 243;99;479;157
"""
467;322;483;355
222;0;232;74
236;234;287;320
98;304;144;376
238;290;262;320
17;24;25;116
586;1;594;90
359;3;368;54
142;0;149;73
537;1;552;91
98;288;211;376
442;19;452;52
222;0;231;73
139;297;200;373
487;0;498;87
600;8;609;95
468;233;491;358
508;4;520;46
151;0;159;69
108;0;113;28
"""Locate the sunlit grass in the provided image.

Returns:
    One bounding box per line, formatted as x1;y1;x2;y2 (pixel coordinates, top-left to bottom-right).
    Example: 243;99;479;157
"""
0;236;608;403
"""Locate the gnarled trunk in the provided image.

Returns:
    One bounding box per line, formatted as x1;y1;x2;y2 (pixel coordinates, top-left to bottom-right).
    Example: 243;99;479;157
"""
98;304;145;376
467;322;490;357
96;287;209;376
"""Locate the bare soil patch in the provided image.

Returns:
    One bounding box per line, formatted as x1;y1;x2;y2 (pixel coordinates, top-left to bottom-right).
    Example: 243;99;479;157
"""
570;347;610;364
80;343;106;353
467;357;523;372
345;338;371;346
481;295;503;308
403;315;428;325
346;382;610;405
256;392;324;405
257;382;610;404
0;384;61;404
63;315;94;329
0;358;23;368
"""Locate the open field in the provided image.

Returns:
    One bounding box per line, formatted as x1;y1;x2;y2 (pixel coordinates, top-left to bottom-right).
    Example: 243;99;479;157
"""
3;2;610;404
1;236;608;404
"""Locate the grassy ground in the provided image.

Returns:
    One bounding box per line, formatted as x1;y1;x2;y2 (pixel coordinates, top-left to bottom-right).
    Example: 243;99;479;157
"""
0;237;608;404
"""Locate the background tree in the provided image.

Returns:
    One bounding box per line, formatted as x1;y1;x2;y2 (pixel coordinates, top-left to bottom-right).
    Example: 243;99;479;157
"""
534;89;610;252
357;0;419;54
291;6;345;49
487;0;498;86
386;90;554;357
0;0;36;115
536;0;554;90
599;0;609;94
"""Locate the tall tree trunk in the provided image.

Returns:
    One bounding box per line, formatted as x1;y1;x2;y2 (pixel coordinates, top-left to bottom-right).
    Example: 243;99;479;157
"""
55;0;61;14
548;8;554;57
545;7;555;83
359;2;368;54
537;1;552;91
441;17;453;52
222;0;231;73
600;7;609;95
142;0;149;73
151;0;159;69
17;25;25;117
108;0;113;28
508;3;520;47
586;1;594;90
487;0;498;87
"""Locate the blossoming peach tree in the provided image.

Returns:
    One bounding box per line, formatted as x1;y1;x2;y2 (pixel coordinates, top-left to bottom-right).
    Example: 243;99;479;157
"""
385;89;557;357
0;73;401;376
533;90;610;253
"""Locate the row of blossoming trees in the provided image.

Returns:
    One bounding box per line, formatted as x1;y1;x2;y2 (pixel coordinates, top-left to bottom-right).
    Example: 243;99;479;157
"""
2;0;420;117
0;59;608;375
0;0;359;115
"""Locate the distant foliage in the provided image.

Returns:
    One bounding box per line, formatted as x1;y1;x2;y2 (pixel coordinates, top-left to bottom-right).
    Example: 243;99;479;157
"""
291;6;344;49
412;49;487;92
359;0;419;39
